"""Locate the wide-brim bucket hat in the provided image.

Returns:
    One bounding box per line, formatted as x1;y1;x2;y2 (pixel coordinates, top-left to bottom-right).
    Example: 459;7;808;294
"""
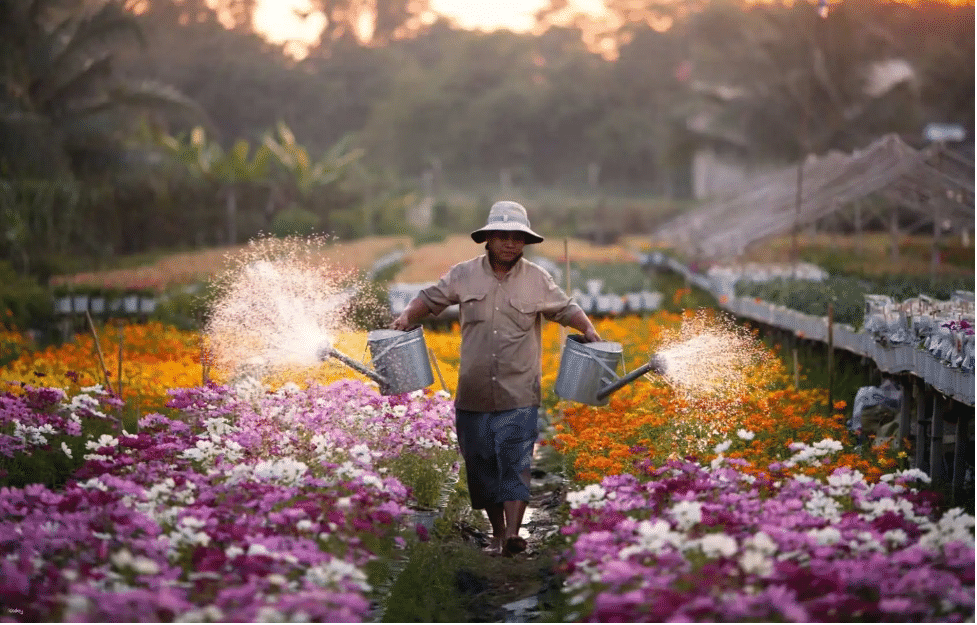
470;201;544;244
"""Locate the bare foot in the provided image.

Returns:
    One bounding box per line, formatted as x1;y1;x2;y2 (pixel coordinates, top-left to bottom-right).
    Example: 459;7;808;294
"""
502;536;527;557
483;537;504;556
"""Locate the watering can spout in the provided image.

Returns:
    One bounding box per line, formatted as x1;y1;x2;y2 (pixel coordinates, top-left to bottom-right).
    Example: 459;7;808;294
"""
316;328;435;395
648;354;667;376
594;353;667;402
317;344;388;385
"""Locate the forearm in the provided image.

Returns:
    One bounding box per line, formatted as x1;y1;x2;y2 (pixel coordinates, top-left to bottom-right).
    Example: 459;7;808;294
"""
567;309;599;340
392;297;432;329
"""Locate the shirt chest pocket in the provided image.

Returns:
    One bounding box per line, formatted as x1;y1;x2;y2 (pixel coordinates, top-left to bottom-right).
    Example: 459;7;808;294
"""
460;292;489;325
504;298;539;332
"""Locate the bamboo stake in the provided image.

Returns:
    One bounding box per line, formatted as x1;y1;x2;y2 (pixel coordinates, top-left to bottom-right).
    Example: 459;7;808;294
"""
827;303;834;412
428;347;448;394
561;237;570;350
85;310;114;396
200;333;209;386
564;237;571;293
116;320;124;398
792;346;800;389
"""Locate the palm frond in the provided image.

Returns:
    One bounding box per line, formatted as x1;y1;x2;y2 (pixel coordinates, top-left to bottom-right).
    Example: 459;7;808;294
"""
49;1;144;67
35;53;113;110
107;80;207;118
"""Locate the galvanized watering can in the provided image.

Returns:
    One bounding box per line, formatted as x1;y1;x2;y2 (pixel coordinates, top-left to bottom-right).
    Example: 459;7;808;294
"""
318;327;434;396
554;334;665;406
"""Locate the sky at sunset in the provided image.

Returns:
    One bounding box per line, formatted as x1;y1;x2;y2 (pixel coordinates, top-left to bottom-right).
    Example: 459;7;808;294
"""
248;0;973;58
252;0;606;54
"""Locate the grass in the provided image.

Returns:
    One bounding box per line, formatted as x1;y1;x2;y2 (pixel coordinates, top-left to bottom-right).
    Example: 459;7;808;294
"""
740;232;974;279
383;450;458;509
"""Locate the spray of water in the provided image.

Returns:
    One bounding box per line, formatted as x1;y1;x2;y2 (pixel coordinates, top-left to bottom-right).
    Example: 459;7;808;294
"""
651;309;766;403
205;235;374;378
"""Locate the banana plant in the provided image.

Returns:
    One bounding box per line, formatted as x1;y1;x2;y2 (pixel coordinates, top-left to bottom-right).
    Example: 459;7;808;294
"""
161;127;270;245
260;121;364;226
0;0;203;179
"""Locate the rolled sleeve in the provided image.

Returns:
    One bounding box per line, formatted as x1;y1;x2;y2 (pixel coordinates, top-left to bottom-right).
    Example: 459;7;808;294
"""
417;270;460;316
538;273;582;325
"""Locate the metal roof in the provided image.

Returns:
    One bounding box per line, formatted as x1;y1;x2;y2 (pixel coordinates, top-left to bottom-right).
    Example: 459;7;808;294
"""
653;133;975;259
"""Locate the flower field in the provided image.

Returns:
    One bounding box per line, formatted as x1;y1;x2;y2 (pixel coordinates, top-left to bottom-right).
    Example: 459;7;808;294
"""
1;312;974;621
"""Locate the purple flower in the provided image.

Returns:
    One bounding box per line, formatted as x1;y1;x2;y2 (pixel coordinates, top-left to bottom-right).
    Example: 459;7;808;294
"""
415;523;429;542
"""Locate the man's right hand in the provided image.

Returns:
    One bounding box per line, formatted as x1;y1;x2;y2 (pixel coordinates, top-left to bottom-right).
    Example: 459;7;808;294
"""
391;313;410;330
391;297;431;331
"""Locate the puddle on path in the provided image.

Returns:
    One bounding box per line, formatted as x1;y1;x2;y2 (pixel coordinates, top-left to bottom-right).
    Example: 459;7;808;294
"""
501;596;540;622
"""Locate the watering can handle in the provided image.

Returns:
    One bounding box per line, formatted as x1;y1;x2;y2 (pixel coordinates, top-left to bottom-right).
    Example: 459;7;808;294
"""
585;350;622;379
370;334;421;365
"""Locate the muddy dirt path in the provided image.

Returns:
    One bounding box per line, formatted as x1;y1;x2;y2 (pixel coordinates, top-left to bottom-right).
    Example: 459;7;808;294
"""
376;442;571;623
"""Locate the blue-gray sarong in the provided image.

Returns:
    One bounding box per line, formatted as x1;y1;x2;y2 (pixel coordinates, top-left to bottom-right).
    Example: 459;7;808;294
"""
455;406;538;509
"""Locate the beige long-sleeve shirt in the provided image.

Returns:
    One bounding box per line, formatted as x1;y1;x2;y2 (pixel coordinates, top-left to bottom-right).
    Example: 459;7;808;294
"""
417;254;582;412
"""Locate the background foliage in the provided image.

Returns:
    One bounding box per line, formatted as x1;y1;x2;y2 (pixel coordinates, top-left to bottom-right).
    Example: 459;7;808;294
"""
0;0;972;302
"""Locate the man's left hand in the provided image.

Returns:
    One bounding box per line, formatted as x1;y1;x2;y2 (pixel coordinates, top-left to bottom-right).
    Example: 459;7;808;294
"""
583;328;602;342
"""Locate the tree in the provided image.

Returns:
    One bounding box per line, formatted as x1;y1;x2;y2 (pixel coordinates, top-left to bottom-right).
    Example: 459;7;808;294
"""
688;0;925;160
304;0;430;48
261;121;364;228
0;0;202;180
161;126;272;245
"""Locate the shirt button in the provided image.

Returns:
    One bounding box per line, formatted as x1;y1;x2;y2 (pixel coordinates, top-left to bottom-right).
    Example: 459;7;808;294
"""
495;307;499;310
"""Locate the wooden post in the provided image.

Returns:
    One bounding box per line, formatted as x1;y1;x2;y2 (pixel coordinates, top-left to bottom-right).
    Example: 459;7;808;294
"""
827;303;834;412
791;150;805;270
792;345;800;389
564;238;571;294
929;393;945;483
561;238;570;351
952;406;969;504
116;320;124;399
889;211;900;263
897;376;912;449
201;335;209;386
915;383;930;472
428;347;448;394
85;310;114;396
930;198;941;279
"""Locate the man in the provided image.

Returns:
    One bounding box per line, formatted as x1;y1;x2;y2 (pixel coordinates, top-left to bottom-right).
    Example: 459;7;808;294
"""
392;200;601;556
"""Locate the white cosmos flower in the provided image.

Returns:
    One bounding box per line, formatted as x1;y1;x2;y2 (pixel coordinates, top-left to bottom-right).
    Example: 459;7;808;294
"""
882;529;908;546
132;556;160;576
86;434;119;450
804;491;842;523
880;468;931;484
827;469;865;496
670;500;703;531
917;508;976;551
566;484;607;509
807;526;842;545
739;549;774;577
737;429;755;440
306;558;371;591
696;533;738;558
